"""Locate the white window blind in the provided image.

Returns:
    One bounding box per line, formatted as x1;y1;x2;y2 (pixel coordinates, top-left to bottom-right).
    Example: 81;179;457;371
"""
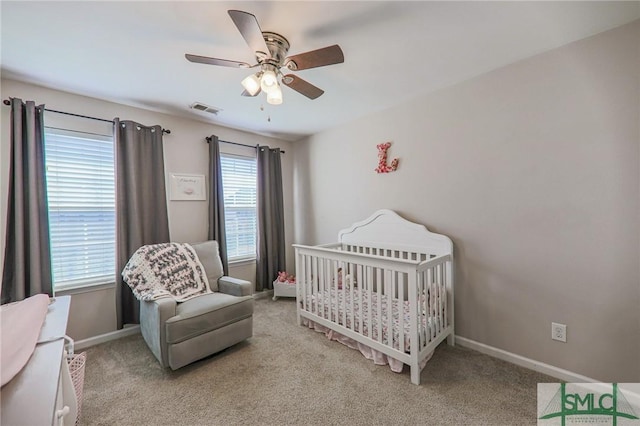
220;154;257;261
44;128;115;289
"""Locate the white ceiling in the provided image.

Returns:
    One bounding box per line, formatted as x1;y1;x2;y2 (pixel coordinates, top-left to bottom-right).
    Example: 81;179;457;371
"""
2;1;638;141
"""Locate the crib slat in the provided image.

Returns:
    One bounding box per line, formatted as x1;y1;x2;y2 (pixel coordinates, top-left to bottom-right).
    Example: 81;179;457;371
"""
408;270;419;383
398;272;405;353
314;256;321;319
418;272;426;349
310;255;316;316
346;261;351;330
310;254;315;315
308;255;312;296
360;266;373;339
376;268;382;344
335;259;341;322
331;259;336;323
298;254;303;311
330;258;335;321
317;257;323;319
433;267;438;341
427;269;432;346
323;257;328;319
431;266;440;339
443;264;448;329
331;258;336;321
426;267;432;343
387;270;393;347
431;264;435;336
302;254;307;313
440;264;444;333
427;268;432;346
351;264;357;332
420;270;431;348
426;269;432;346
440;264;445;333
424;268;429;343
305;254;312;314
435;264;440;334
341;261;347;327
322;258;328;321
437;263;443;334
333;259;337;322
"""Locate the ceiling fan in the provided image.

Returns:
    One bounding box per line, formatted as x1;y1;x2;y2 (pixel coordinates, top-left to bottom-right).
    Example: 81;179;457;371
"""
185;10;344;105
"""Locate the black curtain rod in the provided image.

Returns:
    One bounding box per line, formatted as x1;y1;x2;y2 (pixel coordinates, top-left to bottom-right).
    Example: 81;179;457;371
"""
206;136;285;154
3;99;171;134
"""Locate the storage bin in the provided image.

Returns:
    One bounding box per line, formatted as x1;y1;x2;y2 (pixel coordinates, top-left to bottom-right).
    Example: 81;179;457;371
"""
273;280;297;300
67;352;86;425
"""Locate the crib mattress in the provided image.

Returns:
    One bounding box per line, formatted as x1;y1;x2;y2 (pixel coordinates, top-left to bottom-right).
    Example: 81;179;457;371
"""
302;288;442;355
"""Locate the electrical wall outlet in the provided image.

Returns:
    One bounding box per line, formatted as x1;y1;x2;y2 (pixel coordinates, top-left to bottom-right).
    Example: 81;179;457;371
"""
552;322;567;342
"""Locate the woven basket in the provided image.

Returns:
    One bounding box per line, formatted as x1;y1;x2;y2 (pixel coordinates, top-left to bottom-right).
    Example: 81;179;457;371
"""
68;352;87;426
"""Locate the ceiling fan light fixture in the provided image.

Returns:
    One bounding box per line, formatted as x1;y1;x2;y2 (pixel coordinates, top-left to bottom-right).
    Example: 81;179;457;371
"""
186;10;344;106
266;84;283;105
241;73;261;96
260;69;278;93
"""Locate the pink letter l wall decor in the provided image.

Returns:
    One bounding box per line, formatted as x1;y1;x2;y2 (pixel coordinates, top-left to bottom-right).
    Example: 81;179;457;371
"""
375;142;399;173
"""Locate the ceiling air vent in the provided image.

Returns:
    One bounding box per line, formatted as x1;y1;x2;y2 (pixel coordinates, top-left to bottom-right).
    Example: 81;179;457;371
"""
190;102;221;115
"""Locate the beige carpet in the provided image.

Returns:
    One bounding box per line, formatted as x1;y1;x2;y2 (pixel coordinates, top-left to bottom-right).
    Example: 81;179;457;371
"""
81;297;552;425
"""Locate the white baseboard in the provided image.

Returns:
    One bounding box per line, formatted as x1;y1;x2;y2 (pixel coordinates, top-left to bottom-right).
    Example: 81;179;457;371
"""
454;335;598;383
75;325;141;351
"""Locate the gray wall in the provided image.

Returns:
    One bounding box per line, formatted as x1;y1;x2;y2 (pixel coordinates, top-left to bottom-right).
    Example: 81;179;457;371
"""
0;79;294;340
293;21;639;381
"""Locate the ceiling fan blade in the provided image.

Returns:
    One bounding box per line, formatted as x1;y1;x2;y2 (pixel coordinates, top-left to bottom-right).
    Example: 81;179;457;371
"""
228;10;271;58
285;45;344;71
185;54;250;68
241;88;261;97
281;74;324;99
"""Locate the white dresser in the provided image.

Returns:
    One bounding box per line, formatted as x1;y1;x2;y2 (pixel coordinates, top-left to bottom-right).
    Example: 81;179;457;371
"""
1;296;72;425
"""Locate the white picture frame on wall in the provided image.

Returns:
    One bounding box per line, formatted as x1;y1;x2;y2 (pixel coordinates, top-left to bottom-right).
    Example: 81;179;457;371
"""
170;173;206;201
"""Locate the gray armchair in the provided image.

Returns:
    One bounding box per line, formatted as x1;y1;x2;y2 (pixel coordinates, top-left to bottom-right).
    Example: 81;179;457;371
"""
139;241;254;370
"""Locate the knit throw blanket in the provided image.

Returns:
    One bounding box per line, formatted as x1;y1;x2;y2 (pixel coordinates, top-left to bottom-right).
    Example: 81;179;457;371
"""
122;243;211;302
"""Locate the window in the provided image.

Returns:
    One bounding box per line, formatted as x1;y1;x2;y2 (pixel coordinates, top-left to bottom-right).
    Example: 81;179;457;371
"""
220;154;257;261
44;128;115;289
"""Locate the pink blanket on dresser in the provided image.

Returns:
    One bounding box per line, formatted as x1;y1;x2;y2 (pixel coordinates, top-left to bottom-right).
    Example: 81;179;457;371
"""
1;294;50;387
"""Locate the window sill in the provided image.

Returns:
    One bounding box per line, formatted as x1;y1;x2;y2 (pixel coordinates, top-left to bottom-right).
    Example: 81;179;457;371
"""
228;258;256;267
55;281;116;296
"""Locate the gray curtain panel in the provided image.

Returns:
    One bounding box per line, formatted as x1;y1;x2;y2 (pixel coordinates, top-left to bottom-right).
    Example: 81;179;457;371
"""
256;146;285;291
207;135;228;275
1;99;53;304
114;118;170;327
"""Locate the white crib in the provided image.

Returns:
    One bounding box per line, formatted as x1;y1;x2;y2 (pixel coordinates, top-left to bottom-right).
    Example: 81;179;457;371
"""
293;210;454;385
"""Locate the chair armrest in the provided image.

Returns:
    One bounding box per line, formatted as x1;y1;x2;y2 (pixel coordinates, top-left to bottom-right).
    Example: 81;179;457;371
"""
218;276;253;297
140;297;177;368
